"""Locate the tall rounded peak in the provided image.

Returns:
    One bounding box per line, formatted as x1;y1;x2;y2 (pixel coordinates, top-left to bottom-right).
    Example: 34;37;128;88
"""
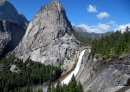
14;0;78;66
33;0;72;34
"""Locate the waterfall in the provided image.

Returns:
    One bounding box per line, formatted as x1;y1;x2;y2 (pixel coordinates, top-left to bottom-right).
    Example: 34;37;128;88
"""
61;49;86;84
42;49;86;92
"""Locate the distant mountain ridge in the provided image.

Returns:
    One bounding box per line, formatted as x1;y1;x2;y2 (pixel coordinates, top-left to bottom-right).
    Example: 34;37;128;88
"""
73;26;113;38
0;0;28;26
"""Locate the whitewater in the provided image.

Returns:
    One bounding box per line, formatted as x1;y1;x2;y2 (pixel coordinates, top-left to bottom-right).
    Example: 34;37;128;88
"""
61;49;86;84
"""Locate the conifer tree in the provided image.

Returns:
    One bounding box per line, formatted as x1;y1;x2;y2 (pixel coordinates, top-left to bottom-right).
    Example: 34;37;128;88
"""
47;82;52;92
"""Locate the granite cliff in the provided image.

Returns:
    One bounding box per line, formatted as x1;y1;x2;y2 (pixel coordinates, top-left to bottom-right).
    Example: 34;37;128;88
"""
1;1;129;92
14;1;79;66
76;49;130;92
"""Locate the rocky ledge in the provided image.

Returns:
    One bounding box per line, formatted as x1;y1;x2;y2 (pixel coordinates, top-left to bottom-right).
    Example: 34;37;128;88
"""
77;49;130;92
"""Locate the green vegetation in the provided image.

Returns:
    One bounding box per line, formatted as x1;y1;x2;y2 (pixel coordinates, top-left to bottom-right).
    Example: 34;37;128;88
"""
0;55;62;92
47;74;83;92
87;89;92;92
72;30;93;46
91;27;130;59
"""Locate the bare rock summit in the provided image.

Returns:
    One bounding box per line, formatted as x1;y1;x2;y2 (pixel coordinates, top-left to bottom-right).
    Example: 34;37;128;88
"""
14;0;79;66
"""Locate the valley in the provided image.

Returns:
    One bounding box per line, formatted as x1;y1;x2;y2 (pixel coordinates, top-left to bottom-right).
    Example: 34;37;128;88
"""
0;0;130;92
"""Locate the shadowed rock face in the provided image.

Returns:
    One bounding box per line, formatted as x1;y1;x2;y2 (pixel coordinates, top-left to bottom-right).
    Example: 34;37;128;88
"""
14;1;79;66
0;0;28;26
0;0;28;57
0;20;25;57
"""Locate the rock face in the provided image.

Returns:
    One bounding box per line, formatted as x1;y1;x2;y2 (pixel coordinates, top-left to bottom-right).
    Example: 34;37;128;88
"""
0;0;28;26
0;20;25;57
77;49;130;92
14;1;79;66
0;0;27;57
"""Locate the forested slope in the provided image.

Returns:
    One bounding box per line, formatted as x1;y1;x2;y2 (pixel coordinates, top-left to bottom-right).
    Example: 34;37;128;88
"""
91;27;130;58
0;55;62;92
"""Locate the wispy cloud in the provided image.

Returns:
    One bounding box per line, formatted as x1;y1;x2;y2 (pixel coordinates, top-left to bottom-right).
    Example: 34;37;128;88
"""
108;21;116;25
78;24;90;30
97;12;110;19
107;20;118;26
98;23;110;30
87;5;97;12
77;23;130;33
78;23;110;33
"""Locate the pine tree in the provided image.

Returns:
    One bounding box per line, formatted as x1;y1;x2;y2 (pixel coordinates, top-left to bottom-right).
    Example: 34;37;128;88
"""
51;83;56;92
47;82;51;92
38;88;43;92
77;81;83;92
68;74;77;92
56;80;61;92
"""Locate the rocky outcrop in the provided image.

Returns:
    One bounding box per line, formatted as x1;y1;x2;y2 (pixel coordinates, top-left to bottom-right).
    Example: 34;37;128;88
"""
77;50;130;92
0;0;28;26
14;1;79;66
0;20;25;57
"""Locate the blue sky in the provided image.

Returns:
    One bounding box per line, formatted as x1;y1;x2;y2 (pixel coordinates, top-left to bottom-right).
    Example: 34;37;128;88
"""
9;0;130;33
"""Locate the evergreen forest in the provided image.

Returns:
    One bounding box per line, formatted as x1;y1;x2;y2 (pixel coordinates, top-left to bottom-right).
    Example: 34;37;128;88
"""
0;55;62;92
72;30;93;46
47;74;83;92
91;27;130;58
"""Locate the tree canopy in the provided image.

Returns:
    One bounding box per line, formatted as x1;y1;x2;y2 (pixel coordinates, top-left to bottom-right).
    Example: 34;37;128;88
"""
47;74;84;92
0;55;62;92
91;27;130;59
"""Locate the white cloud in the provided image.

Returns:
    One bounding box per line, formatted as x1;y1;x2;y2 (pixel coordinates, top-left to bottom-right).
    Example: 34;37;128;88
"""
78;23;110;33
87;5;97;12
97;12;110;19
78;24;90;30
108;21;116;25
114;23;130;33
89;28;102;33
107;20;118;26
98;23;110;30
